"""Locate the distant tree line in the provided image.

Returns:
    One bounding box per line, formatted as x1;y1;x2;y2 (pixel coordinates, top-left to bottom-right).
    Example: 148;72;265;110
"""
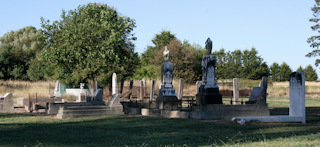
0;3;318;84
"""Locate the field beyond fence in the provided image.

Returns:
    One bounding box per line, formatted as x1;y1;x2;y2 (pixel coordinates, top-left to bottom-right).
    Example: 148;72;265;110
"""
0;79;319;101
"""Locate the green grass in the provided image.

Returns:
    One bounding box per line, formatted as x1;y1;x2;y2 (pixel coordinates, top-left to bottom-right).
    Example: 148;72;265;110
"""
0;97;319;146
0;114;319;146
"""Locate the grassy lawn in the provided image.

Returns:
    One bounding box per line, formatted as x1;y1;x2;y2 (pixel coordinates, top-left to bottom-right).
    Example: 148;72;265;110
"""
0;97;318;146
0;113;319;146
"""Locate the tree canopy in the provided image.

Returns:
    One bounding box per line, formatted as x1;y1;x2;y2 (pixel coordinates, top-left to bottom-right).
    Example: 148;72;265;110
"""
0;26;44;80
213;48;269;80
40;3;139;87
307;0;320;69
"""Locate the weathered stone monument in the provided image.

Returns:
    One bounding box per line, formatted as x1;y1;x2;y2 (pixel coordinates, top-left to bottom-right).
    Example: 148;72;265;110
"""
78;83;86;102
156;46;178;109
232;71;306;124
246;76;268;104
53;81;62;97
0;93;14;113
106;73;123;114
196;38;222;105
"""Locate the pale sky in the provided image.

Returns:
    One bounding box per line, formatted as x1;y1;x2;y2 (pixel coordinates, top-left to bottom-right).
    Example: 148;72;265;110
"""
0;0;319;76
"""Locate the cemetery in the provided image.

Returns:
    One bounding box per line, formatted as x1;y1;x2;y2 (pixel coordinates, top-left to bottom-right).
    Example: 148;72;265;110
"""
0;38;310;125
0;1;319;146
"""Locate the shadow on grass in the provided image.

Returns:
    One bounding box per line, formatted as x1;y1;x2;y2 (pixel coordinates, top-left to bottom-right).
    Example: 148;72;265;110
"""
269;107;320;124
0;113;319;146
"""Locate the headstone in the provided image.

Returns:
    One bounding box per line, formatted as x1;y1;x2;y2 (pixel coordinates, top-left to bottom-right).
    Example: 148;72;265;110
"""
78;83;86;102
156;46;178;109
232;71;305;124
1;93;14;113
289;71;306;123
150;80;155;101
196;81;201;95
142;80;146;98
129;80;133;90
233;78;239;104
53;81;61;97
112;73;117;95
139;80;144;100
120;80;124;94
177;78;184;100
196;38;222;105
247;76;268;104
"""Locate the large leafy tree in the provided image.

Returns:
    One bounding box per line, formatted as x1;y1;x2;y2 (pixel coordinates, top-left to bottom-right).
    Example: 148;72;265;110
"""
134;31;177;80
152;39;204;82
0;26;44;80
307;0;320;77
140;31;176;65
270;62;281;81
279;62;292;81
304;64;318;81
40;3;139;92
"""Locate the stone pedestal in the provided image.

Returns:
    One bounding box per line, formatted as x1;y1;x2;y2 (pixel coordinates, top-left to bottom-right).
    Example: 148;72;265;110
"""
196;85;222;105
155;46;178;110
156;89;178;110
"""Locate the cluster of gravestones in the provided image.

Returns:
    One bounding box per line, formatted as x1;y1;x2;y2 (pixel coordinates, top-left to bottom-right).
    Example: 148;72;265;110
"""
0;38;305;123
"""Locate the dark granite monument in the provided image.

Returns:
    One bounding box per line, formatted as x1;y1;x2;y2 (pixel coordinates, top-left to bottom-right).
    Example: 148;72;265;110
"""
156;46;179;109
196;38;223;105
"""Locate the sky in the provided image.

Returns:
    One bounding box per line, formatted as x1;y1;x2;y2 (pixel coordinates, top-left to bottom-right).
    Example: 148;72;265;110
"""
0;0;319;76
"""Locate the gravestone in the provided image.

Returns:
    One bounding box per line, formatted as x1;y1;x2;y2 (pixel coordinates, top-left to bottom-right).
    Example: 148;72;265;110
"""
107;73;123;113
112;73;117;95
53;81;62;97
0;93;14;113
246;76;268;104
196;38;222;105
156;46;178;109
150;80;155;101
196;81;201;95
233;78;240;104
289;71;306;123
78;83;86;102
232;71;305;124
177;78;184;100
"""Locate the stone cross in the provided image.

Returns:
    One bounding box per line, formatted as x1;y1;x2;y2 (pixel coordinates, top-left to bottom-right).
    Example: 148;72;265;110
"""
112;73;117;95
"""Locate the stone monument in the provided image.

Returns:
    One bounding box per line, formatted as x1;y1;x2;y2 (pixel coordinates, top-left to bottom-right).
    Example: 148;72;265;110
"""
156;46;178;109
196;38;222;105
232;71;306;124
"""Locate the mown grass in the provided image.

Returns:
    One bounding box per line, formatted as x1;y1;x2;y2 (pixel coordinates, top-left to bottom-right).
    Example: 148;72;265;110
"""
0;96;318;146
0;113;319;146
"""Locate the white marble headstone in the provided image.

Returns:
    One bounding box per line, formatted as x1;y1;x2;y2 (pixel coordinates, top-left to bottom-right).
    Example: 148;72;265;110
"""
112;73;117;95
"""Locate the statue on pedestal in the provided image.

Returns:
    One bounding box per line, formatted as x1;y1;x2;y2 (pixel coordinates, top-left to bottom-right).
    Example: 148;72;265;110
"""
196;38;222;105
156;46;178;109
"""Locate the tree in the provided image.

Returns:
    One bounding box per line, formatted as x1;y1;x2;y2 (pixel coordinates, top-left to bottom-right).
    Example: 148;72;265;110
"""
270;62;281;81
40;3;139;95
279;62;292;81
307;0;320;69
304;64;318;81
140;30;176;65
297;65;305;73
0;26;44;80
151;39;203;82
